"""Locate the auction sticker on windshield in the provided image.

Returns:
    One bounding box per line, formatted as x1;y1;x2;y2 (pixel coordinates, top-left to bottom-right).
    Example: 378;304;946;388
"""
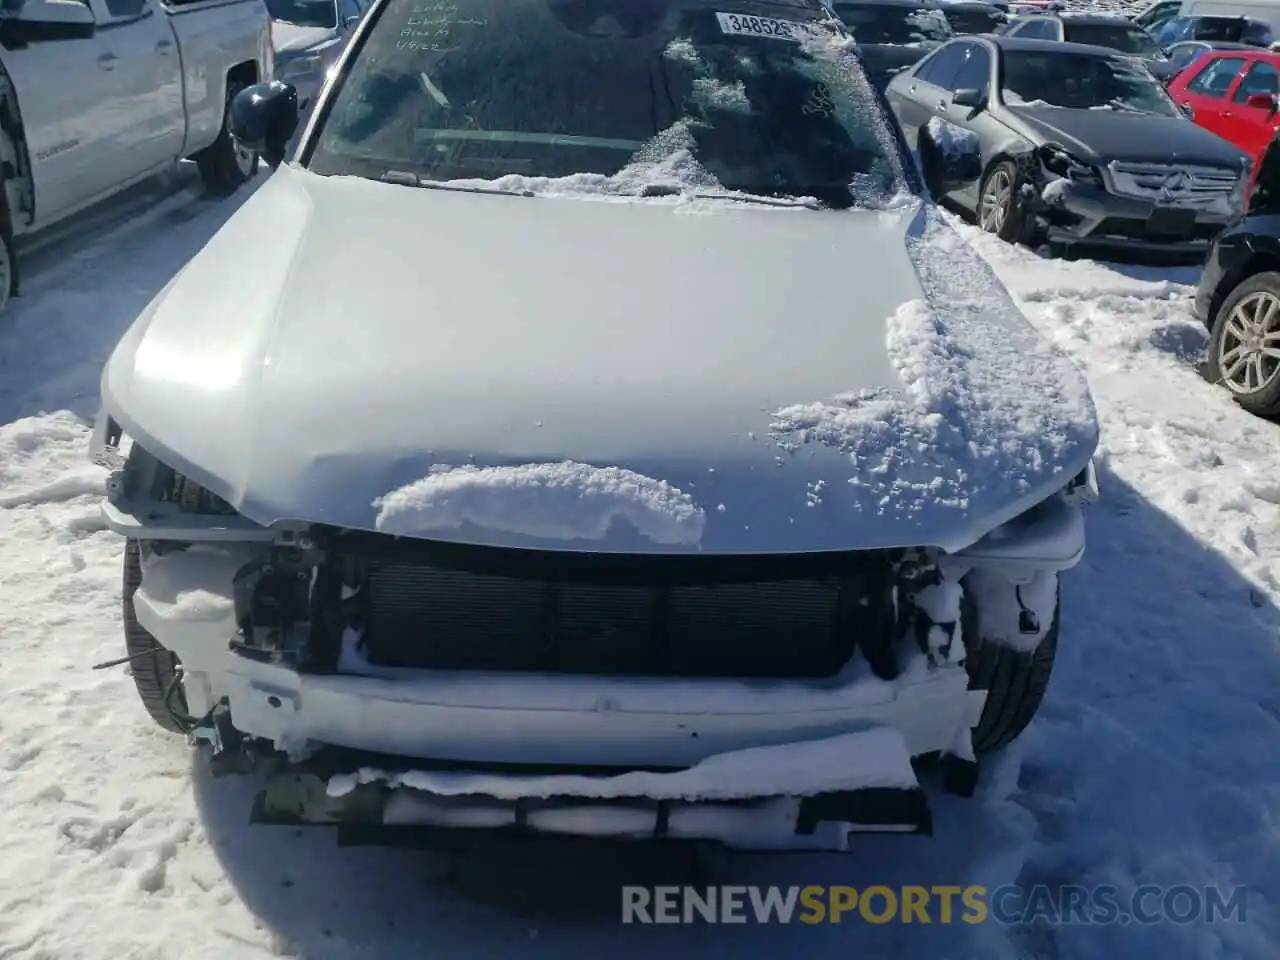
715;12;826;41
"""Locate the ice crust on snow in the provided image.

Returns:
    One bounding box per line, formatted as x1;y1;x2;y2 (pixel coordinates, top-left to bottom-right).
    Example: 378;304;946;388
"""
372;461;707;546
769;208;1098;520
327;726;918;801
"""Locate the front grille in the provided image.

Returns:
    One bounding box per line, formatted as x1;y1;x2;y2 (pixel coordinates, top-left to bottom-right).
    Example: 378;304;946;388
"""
1091;216;1221;242
1105;161;1239;204
325;540;898;680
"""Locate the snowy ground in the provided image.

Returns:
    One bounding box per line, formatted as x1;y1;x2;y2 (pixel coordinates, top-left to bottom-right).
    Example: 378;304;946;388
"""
1;169;1278;960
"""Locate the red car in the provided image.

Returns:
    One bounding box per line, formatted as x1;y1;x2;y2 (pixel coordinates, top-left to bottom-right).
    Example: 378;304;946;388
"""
1168;48;1280;186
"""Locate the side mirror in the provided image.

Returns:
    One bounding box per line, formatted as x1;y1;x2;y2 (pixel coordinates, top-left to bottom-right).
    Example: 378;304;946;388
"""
229;81;299;169
932;129;983;193
0;0;95;46
951;87;986;110
1246;93;1278;112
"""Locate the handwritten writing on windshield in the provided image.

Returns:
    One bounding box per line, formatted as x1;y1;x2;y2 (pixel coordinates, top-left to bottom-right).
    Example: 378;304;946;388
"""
398;2;486;51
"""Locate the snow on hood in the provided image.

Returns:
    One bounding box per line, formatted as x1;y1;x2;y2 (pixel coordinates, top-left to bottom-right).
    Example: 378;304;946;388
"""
770;212;1097;525
101;165;1098;555
271;20;337;55
372;461;707;547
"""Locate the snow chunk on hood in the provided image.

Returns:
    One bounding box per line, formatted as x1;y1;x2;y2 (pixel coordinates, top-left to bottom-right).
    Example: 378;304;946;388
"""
770;208;1098;522
372;461;707;547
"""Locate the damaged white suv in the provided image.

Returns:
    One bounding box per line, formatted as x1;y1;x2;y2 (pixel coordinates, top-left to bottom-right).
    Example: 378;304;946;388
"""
92;0;1099;850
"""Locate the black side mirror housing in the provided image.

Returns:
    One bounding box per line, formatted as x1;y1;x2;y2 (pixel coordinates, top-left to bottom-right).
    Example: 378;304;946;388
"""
952;87;986;110
230;81;300;170
0;0;95;48
931;131;983;194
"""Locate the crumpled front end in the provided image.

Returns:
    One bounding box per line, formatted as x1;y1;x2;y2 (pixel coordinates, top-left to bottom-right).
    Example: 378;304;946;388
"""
101;407;1094;848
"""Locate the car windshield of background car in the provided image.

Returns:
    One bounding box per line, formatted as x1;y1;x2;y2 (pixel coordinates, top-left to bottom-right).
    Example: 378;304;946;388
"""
832;3;952;46
1067;21;1163;57
267;0;339;29
1000;49;1181;114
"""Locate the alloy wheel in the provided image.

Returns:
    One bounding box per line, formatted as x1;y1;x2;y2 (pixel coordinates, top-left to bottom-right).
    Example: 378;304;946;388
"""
1218;291;1280;396
979;169;1011;234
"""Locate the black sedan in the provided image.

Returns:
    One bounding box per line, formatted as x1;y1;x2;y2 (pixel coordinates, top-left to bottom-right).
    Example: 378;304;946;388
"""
1000;12;1178;81
1195;138;1280;417
937;1;1007;36
885;35;1253;257
829;0;954;89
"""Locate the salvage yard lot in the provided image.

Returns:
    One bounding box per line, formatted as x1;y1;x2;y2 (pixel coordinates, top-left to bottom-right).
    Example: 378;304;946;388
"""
0;169;1276;959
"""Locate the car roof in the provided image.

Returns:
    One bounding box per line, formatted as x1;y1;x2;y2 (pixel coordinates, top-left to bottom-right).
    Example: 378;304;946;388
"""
980;34;1136;57
1056;14;1140;24
830;0;939;7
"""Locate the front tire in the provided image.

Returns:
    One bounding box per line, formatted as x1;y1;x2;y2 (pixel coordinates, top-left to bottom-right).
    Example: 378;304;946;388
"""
1208;270;1280;417
978;160;1036;246
964;584;1060;755
122;540;187;733
196;78;259;196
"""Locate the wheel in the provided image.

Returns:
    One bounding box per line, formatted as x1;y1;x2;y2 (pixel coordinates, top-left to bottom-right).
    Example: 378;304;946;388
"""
963;583;1060;755
0;223;14;315
196;78;259;196
122;540;187;732
1207;270;1280;417
978;160;1035;245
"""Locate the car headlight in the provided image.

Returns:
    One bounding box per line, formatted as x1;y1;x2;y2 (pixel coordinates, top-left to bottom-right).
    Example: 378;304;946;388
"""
276;53;323;82
98;427;237;516
1038;144;1102;186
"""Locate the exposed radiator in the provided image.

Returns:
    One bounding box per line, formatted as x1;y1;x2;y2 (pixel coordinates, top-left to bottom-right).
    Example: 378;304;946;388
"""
356;558;893;679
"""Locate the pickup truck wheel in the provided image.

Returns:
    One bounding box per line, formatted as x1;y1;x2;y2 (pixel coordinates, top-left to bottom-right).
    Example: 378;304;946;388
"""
122;540;187;733
963;584;1060;755
197;79;259;196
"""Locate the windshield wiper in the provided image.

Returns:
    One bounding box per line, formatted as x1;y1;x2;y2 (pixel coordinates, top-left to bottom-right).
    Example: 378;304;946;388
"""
638;183;822;208
378;171;535;196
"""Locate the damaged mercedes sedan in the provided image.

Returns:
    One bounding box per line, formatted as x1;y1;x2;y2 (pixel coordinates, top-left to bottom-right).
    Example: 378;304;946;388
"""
92;0;1100;851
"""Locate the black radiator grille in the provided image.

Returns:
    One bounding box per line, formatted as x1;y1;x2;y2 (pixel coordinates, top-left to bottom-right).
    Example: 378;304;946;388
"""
356;559;892;679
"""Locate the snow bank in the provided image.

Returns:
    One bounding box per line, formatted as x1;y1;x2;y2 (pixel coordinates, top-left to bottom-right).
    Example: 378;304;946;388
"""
327;726;917;801
770;209;1098;522
372;461;707;546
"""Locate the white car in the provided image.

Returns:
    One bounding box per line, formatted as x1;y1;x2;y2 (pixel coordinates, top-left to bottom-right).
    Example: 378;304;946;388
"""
93;0;1100;850
0;0;271;313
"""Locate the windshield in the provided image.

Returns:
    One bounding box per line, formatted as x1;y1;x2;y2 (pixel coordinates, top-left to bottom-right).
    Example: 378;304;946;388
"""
1063;21;1163;57
1000;50;1180;115
267;0;338;28
941;7;1005;35
307;0;908;207
831;3;952;46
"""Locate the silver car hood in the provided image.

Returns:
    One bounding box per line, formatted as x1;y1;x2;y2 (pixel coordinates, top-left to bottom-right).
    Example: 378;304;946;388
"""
101;165;1099;555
